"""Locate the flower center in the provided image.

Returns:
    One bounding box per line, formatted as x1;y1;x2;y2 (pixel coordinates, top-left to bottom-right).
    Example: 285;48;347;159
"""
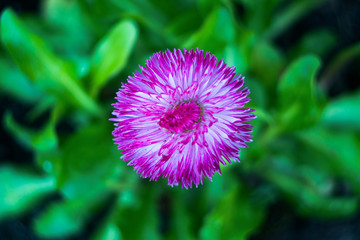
159;101;202;133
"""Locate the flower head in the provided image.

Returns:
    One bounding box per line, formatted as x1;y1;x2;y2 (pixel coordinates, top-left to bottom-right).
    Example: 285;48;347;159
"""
111;49;255;188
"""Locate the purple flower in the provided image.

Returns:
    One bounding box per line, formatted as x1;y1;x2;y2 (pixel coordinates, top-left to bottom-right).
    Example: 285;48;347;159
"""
111;49;255;188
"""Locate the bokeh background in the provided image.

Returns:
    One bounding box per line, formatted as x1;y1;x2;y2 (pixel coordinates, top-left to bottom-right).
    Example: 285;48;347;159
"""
1;0;360;239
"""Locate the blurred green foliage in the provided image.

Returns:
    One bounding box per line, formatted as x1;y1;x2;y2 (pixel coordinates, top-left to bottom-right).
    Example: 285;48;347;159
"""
0;0;360;239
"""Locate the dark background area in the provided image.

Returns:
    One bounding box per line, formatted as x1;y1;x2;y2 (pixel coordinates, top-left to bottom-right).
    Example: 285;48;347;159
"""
1;0;360;239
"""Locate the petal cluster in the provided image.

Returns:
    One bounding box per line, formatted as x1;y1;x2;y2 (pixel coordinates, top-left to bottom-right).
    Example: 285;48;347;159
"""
111;48;255;188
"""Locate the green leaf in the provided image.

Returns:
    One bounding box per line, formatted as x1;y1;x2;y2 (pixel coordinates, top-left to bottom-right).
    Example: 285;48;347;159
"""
171;192;196;240
290;29;337;59
58;122;120;199
320;42;360;90
277;55;322;130
4;112;60;174
0;166;55;220
165;9;203;45
33;121;118;238
298;127;360;193
184;7;235;52
250;41;284;88
223;43;249;74
33;194;108;238
244;77;267;111
0;57;44;102
264;0;327;39
33;201;83;238
0;9;102;116
4;113;57;153
264;155;358;218
43;0;94;55
112;185;160;240
94;223;122;240
321;91;360;131
108;0;166;34
90;19;138;96
243;0;282;35
200;185;265;240
184;7;254;73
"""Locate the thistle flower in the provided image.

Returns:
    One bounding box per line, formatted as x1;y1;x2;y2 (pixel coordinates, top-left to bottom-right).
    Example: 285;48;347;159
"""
111;49;255;188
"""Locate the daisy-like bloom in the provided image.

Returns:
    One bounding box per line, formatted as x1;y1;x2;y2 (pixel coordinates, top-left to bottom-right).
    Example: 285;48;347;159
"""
111;49;255;188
